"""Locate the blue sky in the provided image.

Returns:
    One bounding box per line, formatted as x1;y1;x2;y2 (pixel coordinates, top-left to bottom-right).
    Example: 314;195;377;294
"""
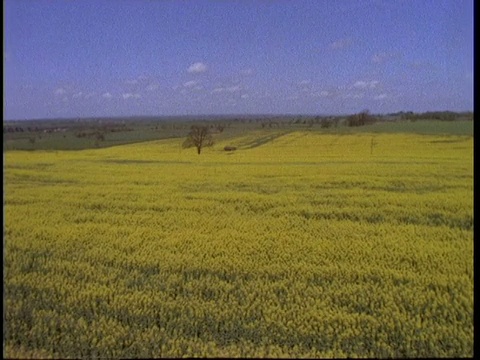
4;0;473;120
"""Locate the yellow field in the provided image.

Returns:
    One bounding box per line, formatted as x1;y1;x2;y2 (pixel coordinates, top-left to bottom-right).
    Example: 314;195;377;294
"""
4;131;473;358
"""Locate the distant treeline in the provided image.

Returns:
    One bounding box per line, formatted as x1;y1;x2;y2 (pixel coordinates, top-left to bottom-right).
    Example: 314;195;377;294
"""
3;125;68;134
3;111;473;134
387;111;473;121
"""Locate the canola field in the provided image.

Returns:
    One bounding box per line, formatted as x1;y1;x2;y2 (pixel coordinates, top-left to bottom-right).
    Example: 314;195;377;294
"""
4;130;473;358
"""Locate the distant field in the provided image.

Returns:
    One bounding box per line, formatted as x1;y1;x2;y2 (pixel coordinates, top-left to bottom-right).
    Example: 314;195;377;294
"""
335;119;473;136
3;118;473;151
4;129;473;358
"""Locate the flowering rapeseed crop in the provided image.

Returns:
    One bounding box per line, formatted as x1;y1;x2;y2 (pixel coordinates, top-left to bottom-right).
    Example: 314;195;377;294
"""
4;131;473;358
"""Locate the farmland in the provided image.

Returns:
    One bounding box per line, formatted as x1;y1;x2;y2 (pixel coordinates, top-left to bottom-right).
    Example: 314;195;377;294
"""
4;121;474;358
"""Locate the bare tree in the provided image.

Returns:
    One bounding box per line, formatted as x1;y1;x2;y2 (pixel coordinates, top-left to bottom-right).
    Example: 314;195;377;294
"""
182;125;214;155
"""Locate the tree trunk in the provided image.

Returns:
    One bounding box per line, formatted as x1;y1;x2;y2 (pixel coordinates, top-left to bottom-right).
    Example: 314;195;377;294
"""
197;146;201;155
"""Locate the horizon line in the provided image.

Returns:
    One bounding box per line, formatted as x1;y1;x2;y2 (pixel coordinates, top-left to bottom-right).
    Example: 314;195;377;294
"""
3;110;474;122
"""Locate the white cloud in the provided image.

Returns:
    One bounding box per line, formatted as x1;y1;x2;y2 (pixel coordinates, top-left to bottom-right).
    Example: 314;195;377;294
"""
102;92;113;99
372;52;387;63
125;79;138;85
72;92;83;99
299;80;311;85
211;85;242;94
330;38;352;50
84;92;96;99
410;61;436;70
343;93;364;99
241;94;249;99
54;88;66;96
374;94;387;100
212;84;242;93
372;52;399;64
226;85;242;93
122;93;141;99
320;91;330;97
146;83;159;91
184;80;198;88
352;80;379;89
187;62;207;74
353;81;368;89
